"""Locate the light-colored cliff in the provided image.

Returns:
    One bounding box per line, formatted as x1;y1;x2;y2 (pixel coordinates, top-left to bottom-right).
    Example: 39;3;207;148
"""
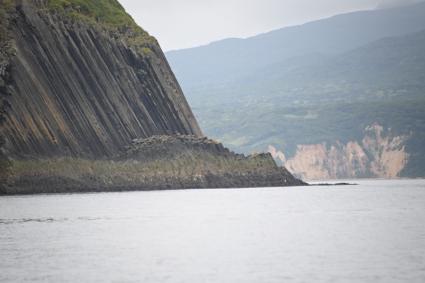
269;124;409;180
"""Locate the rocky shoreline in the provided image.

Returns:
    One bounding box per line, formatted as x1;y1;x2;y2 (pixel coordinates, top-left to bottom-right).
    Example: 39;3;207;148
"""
0;1;306;195
1;135;306;195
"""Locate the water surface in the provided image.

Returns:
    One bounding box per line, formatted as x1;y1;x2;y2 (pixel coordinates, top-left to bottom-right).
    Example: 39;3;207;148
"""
1;179;425;282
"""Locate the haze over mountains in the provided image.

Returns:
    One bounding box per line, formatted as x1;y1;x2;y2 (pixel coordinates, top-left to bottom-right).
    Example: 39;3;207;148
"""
377;0;424;9
167;1;425;89
166;1;425;179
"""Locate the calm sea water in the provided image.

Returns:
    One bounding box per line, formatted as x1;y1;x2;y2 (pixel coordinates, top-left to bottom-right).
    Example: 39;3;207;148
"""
1;179;425;283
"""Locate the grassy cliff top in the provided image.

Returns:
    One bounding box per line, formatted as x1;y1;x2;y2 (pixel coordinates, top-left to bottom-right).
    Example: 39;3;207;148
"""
25;0;157;54
1;0;158;55
46;0;140;29
43;0;157;52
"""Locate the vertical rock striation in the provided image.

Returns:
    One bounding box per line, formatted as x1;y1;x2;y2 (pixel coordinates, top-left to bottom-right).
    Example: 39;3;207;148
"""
1;0;201;159
0;0;305;193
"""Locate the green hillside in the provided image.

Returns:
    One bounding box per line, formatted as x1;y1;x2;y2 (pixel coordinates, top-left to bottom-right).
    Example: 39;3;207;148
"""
168;21;425;177
167;2;425;92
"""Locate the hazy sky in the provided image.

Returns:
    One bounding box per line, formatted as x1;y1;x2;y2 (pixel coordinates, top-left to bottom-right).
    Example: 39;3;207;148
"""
119;0;423;51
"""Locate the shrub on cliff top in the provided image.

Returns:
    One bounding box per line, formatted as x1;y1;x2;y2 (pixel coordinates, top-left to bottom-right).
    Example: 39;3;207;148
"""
44;0;157;50
47;0;135;27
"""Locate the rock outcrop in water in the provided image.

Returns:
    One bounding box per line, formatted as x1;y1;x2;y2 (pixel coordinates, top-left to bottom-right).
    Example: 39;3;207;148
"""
0;0;305;194
3;135;305;194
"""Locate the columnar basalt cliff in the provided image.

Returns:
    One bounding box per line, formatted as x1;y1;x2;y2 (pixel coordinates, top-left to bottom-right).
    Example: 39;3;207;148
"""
0;0;305;193
1;0;202;158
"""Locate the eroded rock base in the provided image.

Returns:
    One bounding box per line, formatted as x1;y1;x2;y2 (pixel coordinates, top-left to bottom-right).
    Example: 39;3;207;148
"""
2;135;306;195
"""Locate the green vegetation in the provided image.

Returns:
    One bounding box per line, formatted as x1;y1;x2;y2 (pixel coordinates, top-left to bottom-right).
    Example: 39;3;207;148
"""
4;151;279;193
43;0;157;52
3;135;288;194
0;0;14;16
1;0;157;53
0;0;14;192
10;153;274;182
167;3;425;177
198;96;425;151
179;29;425;177
0;137;11;192
0;0;14;54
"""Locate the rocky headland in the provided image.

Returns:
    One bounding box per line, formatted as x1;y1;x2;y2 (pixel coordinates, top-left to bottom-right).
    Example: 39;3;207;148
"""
0;0;305;194
3;135;305;195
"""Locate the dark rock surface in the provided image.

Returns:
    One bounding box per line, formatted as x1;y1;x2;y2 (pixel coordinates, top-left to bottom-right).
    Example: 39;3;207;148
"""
0;1;14;191
2;135;306;195
1;1;201;159
0;1;306;194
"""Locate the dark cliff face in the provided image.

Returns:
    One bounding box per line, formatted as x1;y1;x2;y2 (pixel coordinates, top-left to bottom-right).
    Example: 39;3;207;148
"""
1;0;202;159
0;0;306;193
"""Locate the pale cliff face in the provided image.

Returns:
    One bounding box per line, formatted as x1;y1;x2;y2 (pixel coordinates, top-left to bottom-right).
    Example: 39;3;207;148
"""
363;125;409;178
269;124;409;180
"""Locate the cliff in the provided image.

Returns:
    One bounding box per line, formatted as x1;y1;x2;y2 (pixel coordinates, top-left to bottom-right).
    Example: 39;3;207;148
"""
1;0;201;158
3;135;305;194
269;124;409;180
165;3;425;180
0;0;305;193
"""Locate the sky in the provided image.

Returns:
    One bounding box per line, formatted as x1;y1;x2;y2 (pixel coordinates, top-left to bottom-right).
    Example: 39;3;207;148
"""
119;0;423;51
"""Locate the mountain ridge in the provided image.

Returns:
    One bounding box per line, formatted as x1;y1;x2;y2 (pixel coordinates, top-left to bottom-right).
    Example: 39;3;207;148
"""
167;1;425;90
165;3;425;179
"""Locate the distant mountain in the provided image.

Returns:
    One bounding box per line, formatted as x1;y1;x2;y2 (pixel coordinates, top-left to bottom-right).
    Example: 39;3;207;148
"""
167;1;425;92
166;3;425;179
377;0;424;9
250;29;425;103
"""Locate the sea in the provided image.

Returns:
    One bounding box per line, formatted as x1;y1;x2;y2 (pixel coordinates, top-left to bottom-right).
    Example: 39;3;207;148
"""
1;179;424;283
